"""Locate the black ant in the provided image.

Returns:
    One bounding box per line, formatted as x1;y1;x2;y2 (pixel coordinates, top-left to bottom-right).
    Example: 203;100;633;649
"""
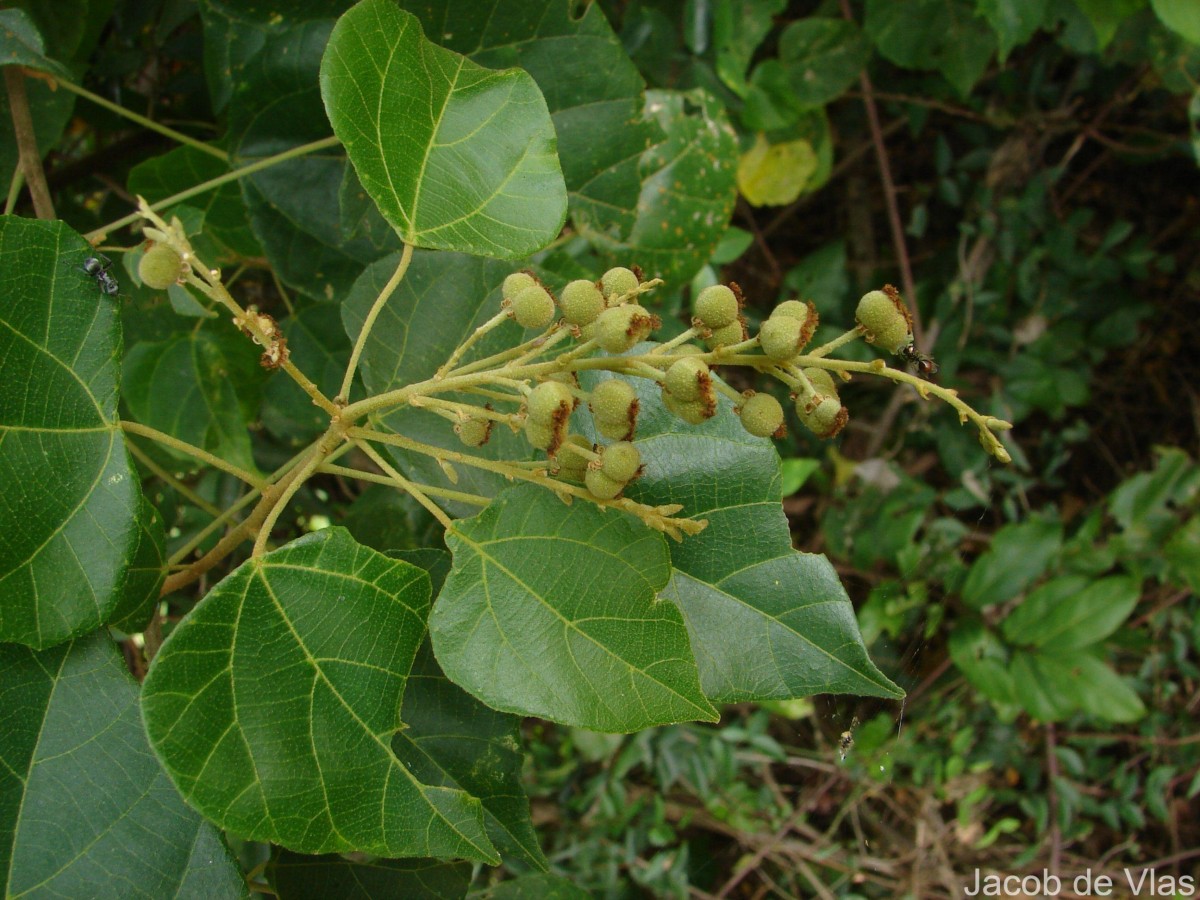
81;254;120;297
896;342;939;379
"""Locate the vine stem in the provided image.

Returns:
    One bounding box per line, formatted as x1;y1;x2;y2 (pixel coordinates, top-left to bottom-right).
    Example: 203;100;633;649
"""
124;439;222;518
805;327;863;359
121;420;266;489
435;310;512;379
87;136;341;242
166;445;344;567
340;242;413;401
348;425;568;492
251;437;333;558
138;201;340;418
51;76;227;161
161;465;302;594
351;440;454;530
4;68;54;219
319;463;490;506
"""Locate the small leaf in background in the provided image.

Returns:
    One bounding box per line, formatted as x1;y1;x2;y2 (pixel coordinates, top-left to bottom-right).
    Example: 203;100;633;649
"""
961;518;1063;609
737;133;819;206
948;620;1017;707
431;484;718;732
1009;649;1145;723
1164;513;1200;591
574;89;738;284
122;325;265;477
141;528;498;862
976;0;1045;60
320;0;567;259
772;17;869;108
1190;86;1200;166
710;225;754;265
490;872;592;899
0;8;72;77
0;218;140;648
1107;446;1200;551
780;457;821;496
713;0;788;97
1151;0;1200;44
864;0;997;95
0;633;246;898
266;850;470;900
1000;575;1140;650
1074;0;1150;48
1008;650;1079;722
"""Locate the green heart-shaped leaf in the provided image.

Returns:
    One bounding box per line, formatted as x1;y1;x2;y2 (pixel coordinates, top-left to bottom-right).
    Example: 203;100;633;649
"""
431;484;718;732
141;527;498;862
0;633;245;898
0;217;140;648
320;0;567;258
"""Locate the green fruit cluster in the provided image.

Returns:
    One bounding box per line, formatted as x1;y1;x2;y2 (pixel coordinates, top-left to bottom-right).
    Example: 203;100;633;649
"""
693;284;740;329
502;271;557;330
560;279;605;326
662;357;716;425
585;440;642;500
758;300;817;363
454;414;492;448
738;392;784;438
590;378;639;441
600;266;640;303
794;367;848;439
524;381;575;452
594;304;659;353
855;285;912;353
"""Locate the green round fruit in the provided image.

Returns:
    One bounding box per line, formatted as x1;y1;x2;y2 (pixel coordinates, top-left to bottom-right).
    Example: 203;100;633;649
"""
585;467;626;500
595;304;655;353
524;417;556;450
855;286;913;353
771;299;810;321
664;357;711;402
600;266;640;302
693;284;739;329
590;378;637;419
802;367;839;399
455;415;491;447
556;435;591;481
560;279;605;326
663;389;714;425
527;381;574;425
138;244;184;290
758;316;804;362
706;321;745;349
739;393;784;438
600;441;641;483
796;395;848;439
511;284;556;330
502;271;537;300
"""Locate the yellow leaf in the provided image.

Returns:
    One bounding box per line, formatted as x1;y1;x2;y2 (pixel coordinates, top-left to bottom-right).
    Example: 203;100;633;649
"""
737;133;819;206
